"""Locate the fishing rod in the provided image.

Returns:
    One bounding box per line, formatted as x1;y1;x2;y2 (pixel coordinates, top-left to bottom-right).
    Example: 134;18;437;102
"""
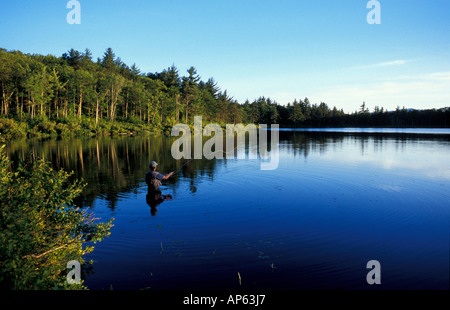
171;143;244;175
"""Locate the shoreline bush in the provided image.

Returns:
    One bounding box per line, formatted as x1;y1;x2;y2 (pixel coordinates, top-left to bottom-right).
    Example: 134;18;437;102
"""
0;145;114;289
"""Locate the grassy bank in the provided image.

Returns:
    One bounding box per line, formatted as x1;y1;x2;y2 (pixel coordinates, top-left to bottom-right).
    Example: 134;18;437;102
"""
0;116;169;140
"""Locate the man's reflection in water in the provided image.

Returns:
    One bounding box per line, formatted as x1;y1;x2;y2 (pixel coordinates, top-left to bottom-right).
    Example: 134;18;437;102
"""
146;189;172;216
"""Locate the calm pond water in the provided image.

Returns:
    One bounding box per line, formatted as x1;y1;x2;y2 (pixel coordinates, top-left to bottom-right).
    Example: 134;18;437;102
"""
5;128;450;290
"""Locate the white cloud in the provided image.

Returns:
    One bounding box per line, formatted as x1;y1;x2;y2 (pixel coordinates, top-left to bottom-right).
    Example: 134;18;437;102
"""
315;71;450;112
347;59;411;70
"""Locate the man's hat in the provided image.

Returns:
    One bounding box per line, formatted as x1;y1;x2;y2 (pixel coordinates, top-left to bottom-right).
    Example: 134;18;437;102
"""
150;161;158;168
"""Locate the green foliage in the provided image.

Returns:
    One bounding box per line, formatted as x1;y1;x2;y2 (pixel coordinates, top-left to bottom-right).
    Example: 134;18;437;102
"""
54;122;71;137
0;47;246;131
0;47;449;132
29;115;57;136
0;115;158;140
0;145;114;289
0;118;28;138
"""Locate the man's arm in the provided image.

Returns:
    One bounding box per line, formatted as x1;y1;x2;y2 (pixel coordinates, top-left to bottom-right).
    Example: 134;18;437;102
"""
162;172;174;180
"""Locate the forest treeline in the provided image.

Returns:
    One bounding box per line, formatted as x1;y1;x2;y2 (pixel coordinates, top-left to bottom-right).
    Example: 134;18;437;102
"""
1;47;449;139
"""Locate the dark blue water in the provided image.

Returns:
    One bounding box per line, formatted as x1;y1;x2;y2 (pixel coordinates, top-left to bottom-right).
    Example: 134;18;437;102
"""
7;129;450;289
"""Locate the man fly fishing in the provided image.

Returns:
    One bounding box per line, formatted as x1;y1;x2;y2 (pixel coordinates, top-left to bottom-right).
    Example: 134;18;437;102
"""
146;161;174;191
145;161;173;215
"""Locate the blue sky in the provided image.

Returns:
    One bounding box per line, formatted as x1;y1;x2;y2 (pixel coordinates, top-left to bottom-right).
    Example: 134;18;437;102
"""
1;0;449;112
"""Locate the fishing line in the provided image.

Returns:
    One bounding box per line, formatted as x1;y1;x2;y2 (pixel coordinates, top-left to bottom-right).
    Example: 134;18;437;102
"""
171;142;244;175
